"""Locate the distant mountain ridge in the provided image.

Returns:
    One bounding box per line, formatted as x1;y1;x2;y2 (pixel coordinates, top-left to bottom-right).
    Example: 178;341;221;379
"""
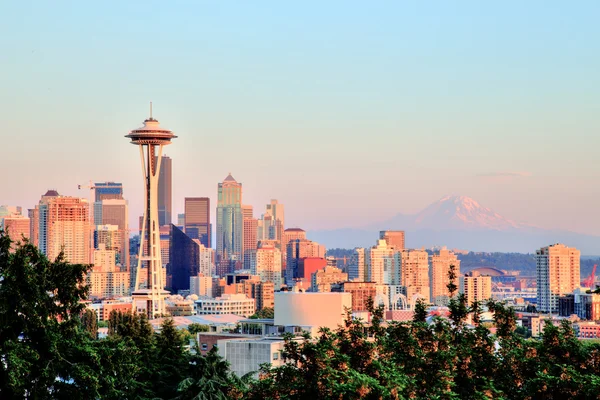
309;195;600;254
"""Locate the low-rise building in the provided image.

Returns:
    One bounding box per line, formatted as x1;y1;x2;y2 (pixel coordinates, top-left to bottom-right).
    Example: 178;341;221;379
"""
195;293;256;318
575;322;600;339
217;337;286;377
274;291;351;336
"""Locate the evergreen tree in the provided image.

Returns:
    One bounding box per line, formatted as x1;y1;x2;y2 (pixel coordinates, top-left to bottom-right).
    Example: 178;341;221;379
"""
81;309;99;339
0;230;95;398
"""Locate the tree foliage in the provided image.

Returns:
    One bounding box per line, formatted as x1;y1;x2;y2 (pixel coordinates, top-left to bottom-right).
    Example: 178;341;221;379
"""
3;230;600;399
249;307;274;319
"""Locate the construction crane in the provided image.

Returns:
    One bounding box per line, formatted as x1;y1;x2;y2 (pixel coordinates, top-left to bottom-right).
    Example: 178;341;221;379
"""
583;264;597;288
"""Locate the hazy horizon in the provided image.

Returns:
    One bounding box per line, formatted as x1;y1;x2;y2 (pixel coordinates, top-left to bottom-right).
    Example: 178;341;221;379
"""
2;2;599;235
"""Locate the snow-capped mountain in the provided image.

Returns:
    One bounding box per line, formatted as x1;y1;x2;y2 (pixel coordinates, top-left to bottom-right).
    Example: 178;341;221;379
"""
309;195;600;253
410;195;523;231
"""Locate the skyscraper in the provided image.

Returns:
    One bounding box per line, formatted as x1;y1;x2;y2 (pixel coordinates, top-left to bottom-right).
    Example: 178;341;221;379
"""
379;230;405;250
94;182;123;201
265;199;284;241
285;238;326;286
400;249;430;303
367;239;396;285
38;195;91;264
157;155;172;226
169;224;200;293
460;271;492;305
184;197;211;248
242;205;257;270
1;212;30;247
430;247;460;306
536;243;581;313
253;246;283;289
216;174;243;273
94;198;129;271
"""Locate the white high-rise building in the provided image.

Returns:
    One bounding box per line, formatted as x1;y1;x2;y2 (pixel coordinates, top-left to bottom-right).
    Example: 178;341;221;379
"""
536;244;581;313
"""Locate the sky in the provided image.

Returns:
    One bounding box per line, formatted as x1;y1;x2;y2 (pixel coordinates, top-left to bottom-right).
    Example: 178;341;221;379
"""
1;1;599;235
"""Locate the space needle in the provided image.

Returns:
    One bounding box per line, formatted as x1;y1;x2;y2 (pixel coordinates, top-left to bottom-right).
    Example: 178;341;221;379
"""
126;104;177;317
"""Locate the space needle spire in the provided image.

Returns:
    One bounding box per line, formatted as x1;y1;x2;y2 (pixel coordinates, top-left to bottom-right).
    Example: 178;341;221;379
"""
126;105;177;318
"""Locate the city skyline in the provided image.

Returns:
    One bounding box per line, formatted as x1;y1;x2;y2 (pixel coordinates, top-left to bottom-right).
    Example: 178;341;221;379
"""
2;2;600;237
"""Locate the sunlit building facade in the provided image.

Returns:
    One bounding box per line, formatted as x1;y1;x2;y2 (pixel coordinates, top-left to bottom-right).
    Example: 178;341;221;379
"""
536;243;581;313
216;174;243;271
430;247;460;306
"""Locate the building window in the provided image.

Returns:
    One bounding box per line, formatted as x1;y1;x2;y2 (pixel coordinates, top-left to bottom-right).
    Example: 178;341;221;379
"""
201;343;208;351
273;352;279;360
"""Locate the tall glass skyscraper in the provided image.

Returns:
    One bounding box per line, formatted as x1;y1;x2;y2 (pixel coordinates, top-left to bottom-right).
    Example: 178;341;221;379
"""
184;197;211;248
216;174;243;273
168;224;199;293
157;155;172;226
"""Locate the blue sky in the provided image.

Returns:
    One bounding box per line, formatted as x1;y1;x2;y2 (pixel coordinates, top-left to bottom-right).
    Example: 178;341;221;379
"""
1;1;599;233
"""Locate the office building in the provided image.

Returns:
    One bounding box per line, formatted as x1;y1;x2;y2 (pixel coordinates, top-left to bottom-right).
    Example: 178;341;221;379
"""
254;246;283;289
169;224;200;293
367;240;396;285
87;244;130;298
297;257;327;289
258;200;285;242
349;248;368;282
94;182;123;201
282;228;306;256
460;271;492;305
28;207;39;246
190;274;214;298
195;240;215;277
311;265;348;292
94;198;129;270
1;214;30;244
157;155;172;226
536;243;581;313
38;194;91;264
216;174;243;271
177;213;185;229
195;293;256;317
242;205;258;270
248;280;275;310
379;230;405;250
400;249;430;303
218;338;285;378
286;239;326;286
0;205;21;217
430;247;461;306
274;292;352;335
341;281;377;312
184;197;211;248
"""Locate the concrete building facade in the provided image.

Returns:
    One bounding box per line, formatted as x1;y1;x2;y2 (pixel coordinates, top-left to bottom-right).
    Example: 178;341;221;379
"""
536;244;581;313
